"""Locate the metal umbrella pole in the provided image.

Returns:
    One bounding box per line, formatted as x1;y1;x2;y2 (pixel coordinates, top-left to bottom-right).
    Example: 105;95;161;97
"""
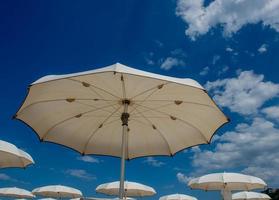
119;100;130;199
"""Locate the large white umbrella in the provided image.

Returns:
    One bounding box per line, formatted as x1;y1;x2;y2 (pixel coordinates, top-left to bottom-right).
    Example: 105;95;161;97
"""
32;185;82;198
0;187;35;199
188;173;267;200
15;63;229;198
96;181;156;197
0;140;34;168
159;193;198;200
232;192;271;200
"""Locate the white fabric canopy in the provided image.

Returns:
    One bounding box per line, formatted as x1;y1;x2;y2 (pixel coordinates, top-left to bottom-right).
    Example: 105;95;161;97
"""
96;181;156;197
188;172;267;191
15;63;228;159
15;63;228;199
0;187;35;199
232;191;271;200
159;193;198;200
32;185;82;198
0;140;34;168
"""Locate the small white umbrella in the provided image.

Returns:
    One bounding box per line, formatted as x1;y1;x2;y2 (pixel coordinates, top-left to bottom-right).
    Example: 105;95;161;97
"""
82;198;135;200
32;185;82;198
188;173;267;200
159;193;198;200
232;191;271;200
96;181;156;197
0;140;34;168
15;63;229;199
0;187;35;199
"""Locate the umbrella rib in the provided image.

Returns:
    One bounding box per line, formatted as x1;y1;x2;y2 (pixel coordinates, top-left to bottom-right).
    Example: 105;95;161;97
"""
120;74;127;99
16;98;116;116
68;78;121;112
132;107;173;155
41;103;119;140
75;101;118;114
82;105;122;154
130;82;169;100
135;100;217;109
129;85;167;114
68;78;120;99
134;103;209;143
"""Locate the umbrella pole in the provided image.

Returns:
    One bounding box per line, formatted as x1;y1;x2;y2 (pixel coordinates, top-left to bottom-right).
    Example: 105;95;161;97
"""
119;101;130;199
221;189;232;200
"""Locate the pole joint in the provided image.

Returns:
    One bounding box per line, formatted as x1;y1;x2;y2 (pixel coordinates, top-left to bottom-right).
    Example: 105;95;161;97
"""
121;112;130;126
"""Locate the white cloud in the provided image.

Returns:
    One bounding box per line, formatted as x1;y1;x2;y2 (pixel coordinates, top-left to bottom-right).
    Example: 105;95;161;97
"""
199;66;210;76
226;47;234;52
0;173;13;181
160;57;185;70
66;169;96;181
212;55;221;65
258;44;268;53
190;117;279;185
262;105;279;121
205;70;279;115
176;0;279;40
0;173;21;183
77;156;100;163
176;172;193;184
218;66;229;75
143;157;165;167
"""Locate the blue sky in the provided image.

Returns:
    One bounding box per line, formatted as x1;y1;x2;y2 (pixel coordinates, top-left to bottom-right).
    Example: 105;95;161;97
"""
0;0;279;200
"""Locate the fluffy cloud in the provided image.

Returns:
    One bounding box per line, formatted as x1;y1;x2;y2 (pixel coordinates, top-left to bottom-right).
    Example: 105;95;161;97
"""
226;47;234;52
0;173;21;183
160;57;185;70
262;105;279;121
66;169;96;181
143;157;165;167
205;70;279;115
0;173;13;181
176;172;193;184
176;0;279;39
258;44;268;53
190;117;279;185
199;66;210;76
77;156;100;163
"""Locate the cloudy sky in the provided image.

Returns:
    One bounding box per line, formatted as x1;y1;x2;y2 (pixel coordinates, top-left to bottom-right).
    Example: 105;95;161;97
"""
0;0;279;200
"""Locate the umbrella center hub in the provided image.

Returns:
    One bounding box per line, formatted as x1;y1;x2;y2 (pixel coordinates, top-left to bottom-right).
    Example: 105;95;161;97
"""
122;99;131;105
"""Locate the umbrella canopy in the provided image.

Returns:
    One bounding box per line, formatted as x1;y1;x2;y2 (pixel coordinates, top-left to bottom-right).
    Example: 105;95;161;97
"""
0;187;35;199
15;63;229;198
159;193;198;200
0;140;34;168
96;181;156;197
32;185;82;198
188;172;267;191
232;192;271;200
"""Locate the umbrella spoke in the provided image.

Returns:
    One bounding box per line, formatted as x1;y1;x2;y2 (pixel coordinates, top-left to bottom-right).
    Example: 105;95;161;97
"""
120;74;127;99
68;78;121;99
134;103;209;143
134;99;217;109
16;98;118;117
41;103;119;140
132;106;173;155
129;83;169;115
130;82;169;100
82;105;122;154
